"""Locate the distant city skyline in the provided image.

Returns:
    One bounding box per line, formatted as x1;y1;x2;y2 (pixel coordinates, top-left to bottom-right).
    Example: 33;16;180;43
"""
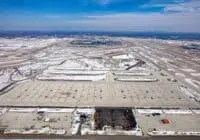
0;0;200;33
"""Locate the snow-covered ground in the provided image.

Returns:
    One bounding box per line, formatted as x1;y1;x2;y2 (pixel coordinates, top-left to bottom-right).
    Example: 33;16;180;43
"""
0;72;12;91
37;74;106;81
0;38;59;49
115;78;158;82
49;60;86;70
112;54;134;60
148;130;200;136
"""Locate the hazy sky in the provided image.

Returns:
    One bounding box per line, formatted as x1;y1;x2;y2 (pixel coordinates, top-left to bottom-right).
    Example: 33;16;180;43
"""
0;0;200;32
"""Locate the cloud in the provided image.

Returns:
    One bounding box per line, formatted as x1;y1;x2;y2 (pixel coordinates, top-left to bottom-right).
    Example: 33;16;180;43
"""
141;0;200;13
164;0;200;13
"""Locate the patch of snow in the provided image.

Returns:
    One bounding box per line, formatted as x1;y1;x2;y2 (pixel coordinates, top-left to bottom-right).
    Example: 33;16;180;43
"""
0;38;60;50
180;86;195;98
191;73;200;77
161;57;170;63
7;108;74;113
0;83;12;91
55;129;66;135
0;73;12;91
4;128;66;135
0;73;10;83
80;59;105;69
167;68;175;72
180;86;200;102
185;78;200;89
175;73;185;77
44;70;107;75
148;130;200;136
114;72;151;76
192;109;200;114
0;108;7;116
37;74;106;81
72;116;81;135
34;52;46;58
112;54;133;60
82;129;143;136
182;69;196;72
76;108;95;114
9;108;36;112
37;108;74;113
50;60;85;70
44;118;50;122
115;78;158;82
163;109;192;114
137;109;163;114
